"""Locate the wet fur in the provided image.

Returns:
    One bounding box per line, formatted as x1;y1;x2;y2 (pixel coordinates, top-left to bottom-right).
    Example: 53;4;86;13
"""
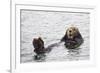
61;27;84;49
33;37;46;55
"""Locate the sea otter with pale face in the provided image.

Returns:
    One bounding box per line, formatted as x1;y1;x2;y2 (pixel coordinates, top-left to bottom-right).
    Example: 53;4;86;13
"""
61;26;84;49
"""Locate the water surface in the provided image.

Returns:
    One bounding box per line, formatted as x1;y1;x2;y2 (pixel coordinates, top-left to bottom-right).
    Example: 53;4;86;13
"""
20;10;90;63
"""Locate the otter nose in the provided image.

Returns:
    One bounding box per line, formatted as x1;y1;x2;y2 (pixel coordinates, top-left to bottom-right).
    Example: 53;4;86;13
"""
69;34;72;36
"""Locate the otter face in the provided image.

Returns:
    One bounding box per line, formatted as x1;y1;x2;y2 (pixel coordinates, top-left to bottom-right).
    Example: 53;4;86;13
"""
66;27;79;39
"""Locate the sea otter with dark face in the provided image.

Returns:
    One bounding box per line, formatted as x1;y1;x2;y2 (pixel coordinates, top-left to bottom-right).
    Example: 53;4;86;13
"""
61;26;84;49
32;37;46;55
32;37;59;60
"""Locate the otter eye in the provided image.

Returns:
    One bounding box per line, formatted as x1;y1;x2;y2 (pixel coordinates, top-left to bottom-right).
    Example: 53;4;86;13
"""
69;30;71;32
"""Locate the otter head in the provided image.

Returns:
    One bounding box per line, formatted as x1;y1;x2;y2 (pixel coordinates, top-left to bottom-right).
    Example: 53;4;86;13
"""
33;37;44;49
66;27;79;39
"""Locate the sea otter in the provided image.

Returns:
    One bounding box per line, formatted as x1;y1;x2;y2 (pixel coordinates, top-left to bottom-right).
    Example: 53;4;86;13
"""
32;37;47;60
32;37;46;55
32;37;60;60
61;26;84;49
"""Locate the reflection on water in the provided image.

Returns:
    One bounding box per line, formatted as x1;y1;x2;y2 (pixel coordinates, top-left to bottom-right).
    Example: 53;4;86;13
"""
20;10;90;63
33;54;46;62
67;48;81;56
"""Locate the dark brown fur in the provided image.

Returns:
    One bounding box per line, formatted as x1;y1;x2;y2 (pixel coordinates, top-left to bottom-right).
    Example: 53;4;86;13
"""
33;37;46;55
